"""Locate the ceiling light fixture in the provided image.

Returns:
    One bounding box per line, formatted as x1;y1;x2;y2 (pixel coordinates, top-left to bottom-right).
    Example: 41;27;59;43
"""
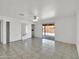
33;16;39;22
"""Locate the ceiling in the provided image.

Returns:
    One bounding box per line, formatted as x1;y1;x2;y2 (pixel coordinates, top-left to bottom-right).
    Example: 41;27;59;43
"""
0;0;78;21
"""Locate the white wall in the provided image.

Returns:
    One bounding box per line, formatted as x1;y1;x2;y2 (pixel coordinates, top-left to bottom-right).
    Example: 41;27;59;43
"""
2;20;6;44
10;19;32;42
34;16;76;44
10;21;21;42
77;10;79;56
27;24;32;38
21;24;26;36
55;16;76;44
0;16;32;44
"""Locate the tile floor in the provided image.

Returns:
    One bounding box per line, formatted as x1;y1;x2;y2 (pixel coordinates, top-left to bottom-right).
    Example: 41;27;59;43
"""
0;38;79;59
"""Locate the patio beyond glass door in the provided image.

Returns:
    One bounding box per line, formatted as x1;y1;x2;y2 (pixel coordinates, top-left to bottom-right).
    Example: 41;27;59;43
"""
42;24;55;40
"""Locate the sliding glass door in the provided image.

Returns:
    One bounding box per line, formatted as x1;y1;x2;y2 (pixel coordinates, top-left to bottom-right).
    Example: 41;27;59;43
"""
42;24;55;40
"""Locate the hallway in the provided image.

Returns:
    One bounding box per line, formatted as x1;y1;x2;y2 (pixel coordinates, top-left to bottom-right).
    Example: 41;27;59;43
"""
0;38;78;59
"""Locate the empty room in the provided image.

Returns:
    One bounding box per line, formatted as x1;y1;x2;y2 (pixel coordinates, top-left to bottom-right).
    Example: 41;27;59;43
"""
0;0;79;59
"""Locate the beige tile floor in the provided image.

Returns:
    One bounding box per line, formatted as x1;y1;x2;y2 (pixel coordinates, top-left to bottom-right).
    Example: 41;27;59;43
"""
0;38;79;59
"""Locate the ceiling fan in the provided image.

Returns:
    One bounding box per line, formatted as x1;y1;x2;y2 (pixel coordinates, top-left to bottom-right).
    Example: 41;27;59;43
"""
32;9;40;22
33;16;39;22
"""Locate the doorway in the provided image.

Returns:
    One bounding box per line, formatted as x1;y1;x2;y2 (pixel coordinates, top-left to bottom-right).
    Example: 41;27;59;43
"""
32;24;35;38
6;22;10;43
0;21;1;43
42;24;55;40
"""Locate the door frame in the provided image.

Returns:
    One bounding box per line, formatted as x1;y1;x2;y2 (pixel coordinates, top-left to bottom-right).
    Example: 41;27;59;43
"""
42;23;55;38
